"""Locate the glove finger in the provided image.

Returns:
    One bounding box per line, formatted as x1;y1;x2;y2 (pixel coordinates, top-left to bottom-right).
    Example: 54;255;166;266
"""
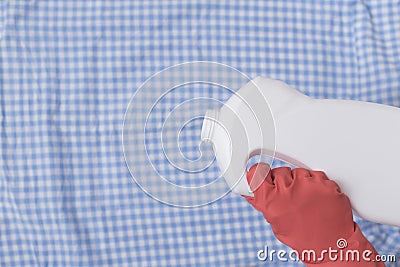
246;163;275;206
248;163;272;192
291;168;311;180
244;164;265;211
309;170;342;193
325;179;343;193
271;167;293;188
309;170;329;181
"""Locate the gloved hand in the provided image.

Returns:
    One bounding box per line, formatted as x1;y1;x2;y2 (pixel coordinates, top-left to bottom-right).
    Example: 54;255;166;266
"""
244;163;385;266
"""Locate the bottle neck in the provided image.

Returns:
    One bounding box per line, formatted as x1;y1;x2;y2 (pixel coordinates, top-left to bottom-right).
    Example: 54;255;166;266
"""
201;109;220;142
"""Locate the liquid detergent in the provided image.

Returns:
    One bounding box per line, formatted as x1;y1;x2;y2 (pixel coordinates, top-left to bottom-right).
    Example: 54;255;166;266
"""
201;76;400;227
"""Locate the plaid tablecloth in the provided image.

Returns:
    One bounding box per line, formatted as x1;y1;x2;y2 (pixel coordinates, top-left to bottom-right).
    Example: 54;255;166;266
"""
1;1;399;266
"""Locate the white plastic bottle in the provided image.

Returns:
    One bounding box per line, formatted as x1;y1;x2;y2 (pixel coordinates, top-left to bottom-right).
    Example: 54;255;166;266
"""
201;76;400;227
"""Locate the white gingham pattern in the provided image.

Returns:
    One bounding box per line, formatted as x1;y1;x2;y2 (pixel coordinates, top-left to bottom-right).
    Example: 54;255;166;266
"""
0;1;399;266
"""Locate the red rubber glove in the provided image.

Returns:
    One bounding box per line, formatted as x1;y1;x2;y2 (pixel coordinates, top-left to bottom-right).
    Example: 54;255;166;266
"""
244;163;385;266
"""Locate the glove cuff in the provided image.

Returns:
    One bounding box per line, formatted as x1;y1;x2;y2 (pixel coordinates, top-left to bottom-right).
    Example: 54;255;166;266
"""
304;223;385;267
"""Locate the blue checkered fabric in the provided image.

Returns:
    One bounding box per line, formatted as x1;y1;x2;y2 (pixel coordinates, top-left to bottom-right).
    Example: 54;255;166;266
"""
1;1;399;266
